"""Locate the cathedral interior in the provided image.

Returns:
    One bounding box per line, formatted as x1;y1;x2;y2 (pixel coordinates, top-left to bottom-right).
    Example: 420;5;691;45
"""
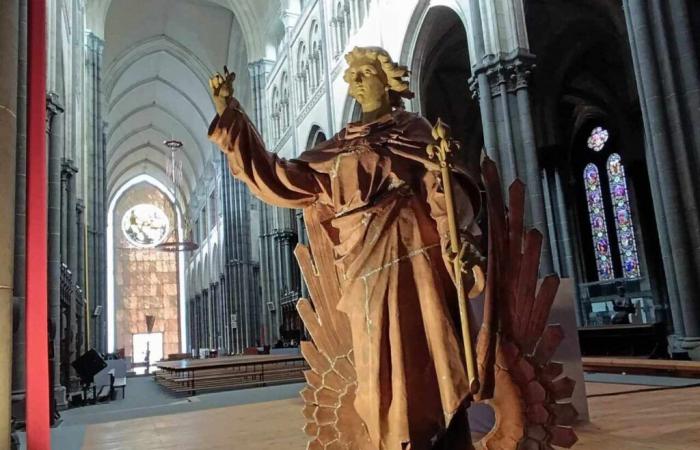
1;0;700;449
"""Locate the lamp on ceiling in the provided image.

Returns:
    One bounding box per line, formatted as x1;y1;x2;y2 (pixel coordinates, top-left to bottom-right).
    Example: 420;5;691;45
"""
155;139;199;252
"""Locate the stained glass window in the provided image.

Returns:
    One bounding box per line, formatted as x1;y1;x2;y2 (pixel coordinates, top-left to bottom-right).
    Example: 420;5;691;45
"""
607;153;641;278
584;163;614;280
587;126;609;152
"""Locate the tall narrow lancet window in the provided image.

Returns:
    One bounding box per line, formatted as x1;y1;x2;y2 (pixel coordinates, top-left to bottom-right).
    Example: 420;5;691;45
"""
584;163;614;280
310;22;322;87
357;0;365;26
582;126;641;281
336;3;346;51
607;153;641;278
344;0;352;37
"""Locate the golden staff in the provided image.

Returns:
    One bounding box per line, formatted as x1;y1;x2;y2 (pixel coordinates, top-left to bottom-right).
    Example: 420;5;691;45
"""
427;118;483;395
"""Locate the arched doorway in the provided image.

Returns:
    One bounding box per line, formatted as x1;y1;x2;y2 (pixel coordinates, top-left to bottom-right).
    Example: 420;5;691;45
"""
407;5;483;175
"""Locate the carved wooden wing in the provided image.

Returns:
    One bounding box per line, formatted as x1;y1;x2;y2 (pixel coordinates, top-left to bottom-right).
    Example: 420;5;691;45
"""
295;207;373;450
475;158;578;450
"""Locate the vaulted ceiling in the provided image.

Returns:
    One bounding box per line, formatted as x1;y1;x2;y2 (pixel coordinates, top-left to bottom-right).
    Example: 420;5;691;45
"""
90;0;283;209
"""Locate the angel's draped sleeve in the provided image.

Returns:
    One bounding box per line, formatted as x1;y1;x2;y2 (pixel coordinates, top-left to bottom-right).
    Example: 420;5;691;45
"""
208;99;326;209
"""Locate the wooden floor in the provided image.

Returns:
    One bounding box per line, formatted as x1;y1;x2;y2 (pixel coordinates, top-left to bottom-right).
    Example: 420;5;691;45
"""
81;383;700;450
576;384;700;449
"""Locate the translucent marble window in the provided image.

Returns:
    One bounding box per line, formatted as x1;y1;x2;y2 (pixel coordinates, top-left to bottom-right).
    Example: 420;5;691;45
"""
584;163;614;280
607;153;641;278
121;203;169;248
587;126;609;152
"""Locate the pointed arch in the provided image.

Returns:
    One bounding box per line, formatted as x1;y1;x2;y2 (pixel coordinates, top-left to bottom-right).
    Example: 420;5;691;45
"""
106;174;188;352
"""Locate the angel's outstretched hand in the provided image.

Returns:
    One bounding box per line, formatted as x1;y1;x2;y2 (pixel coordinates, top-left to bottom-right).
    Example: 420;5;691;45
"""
209;66;236;115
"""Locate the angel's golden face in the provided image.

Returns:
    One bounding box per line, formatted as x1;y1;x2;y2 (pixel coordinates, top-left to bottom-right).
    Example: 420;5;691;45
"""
344;58;388;110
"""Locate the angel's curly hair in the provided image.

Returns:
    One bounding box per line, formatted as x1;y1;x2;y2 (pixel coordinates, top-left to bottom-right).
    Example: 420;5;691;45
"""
343;46;415;108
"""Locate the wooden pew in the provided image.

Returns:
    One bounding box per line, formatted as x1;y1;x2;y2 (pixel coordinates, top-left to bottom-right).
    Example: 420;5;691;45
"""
583;356;700;378
154;354;309;395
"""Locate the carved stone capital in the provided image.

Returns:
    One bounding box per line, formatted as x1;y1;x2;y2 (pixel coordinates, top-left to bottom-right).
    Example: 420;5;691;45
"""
468;50;536;100
61;158;79;177
46;91;64;132
280;10;299;29
46;91;64;116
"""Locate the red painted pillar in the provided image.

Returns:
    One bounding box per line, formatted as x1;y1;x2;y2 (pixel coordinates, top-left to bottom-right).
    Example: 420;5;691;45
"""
26;0;50;449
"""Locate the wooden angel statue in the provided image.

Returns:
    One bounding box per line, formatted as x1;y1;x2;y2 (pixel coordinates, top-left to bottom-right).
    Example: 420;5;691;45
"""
208;46;577;450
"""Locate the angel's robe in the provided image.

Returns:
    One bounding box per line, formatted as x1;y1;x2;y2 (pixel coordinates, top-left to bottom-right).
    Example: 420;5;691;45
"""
209;99;481;449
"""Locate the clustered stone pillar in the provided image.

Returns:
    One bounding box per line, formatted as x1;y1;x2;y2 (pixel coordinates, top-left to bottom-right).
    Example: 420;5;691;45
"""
258;204;276;344
551;163;578;281
60;159;79;386
0;0;19;446
75;200;86;358
296;210;309;300
46;91;67;413
259;205;300;344
248;60;274;138
538;146;583;323
623;0;700;356
246;59;281;347
85;32;108;352
11;0;27;432
219;153;259;352
467;0;553;275
61;160;78;272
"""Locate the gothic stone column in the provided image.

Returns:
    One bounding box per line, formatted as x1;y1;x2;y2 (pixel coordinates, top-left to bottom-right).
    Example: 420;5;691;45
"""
60;160;78;384
247;59;274;347
47;91;67;410
469;51;553;275
623;0;700;355
466;0;554;275
0;0;19;445
61;159;78;275
11;0;28;432
75;199;85;357
85;32;107;353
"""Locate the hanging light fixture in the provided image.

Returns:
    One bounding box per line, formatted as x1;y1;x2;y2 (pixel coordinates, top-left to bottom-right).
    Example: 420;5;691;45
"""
156;139;199;252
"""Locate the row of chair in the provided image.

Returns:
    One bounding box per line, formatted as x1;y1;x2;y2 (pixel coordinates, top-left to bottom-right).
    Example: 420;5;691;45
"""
93;359;128;400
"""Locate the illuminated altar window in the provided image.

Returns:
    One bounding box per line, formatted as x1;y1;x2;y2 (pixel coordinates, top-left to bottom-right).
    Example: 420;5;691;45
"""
584;163;614;281
587;126;609;152
607;153;641;278
121;203;170;248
